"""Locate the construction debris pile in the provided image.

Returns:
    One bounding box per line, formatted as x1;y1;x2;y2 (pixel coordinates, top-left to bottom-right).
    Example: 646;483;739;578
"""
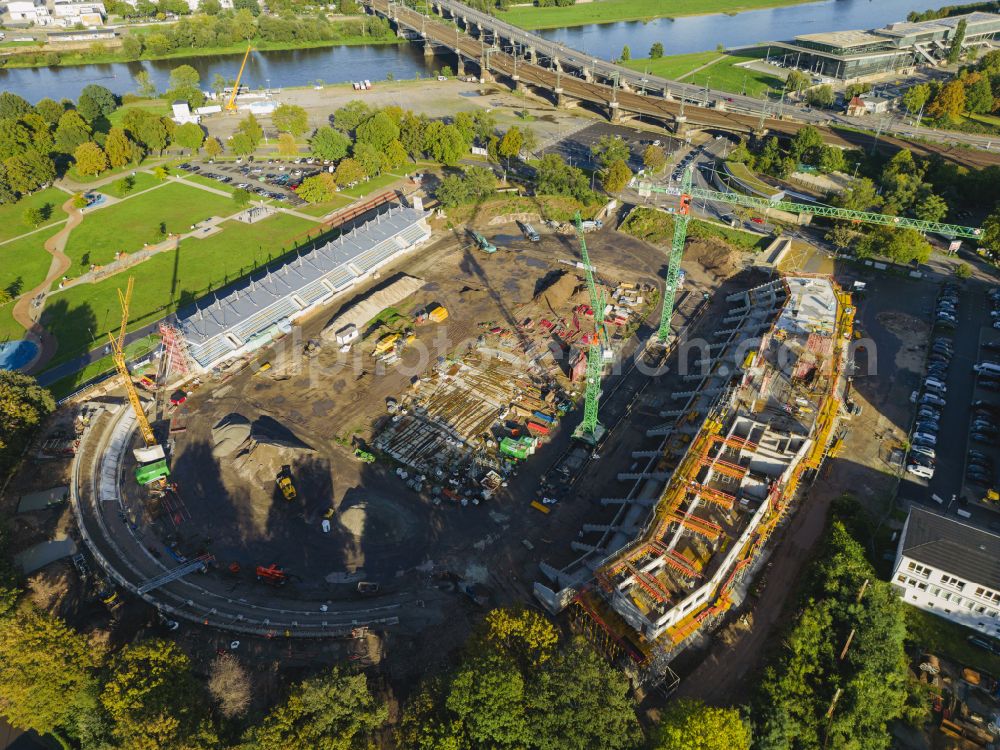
372;270;652;503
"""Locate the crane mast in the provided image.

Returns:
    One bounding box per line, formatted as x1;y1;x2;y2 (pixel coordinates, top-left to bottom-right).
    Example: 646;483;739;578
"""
109;277;157;447
225;44;253;112
572;213;607;445
646;168;983;343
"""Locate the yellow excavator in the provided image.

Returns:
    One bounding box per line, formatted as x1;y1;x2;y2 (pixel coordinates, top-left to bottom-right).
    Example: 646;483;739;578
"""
225;44;253;112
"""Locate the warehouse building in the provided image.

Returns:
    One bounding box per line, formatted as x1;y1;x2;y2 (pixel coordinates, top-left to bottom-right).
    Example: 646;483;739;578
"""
175;203;431;371
766;11;1000;81
892;507;1000;635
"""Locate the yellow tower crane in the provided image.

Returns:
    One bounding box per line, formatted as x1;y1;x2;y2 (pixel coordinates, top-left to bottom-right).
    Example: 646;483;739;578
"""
225;44;253;112
109;277;157;447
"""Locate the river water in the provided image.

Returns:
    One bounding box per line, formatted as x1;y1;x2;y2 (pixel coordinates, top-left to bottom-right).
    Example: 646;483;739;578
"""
0;0;958;102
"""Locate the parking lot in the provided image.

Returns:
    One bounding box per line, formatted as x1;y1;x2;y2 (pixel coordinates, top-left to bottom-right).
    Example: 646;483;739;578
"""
176;158;333;207
899;281;1000;522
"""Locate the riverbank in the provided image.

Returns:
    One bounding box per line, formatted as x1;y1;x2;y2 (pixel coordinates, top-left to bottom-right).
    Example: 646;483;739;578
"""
623;48;786;98
0;32;404;70
498;0;821;30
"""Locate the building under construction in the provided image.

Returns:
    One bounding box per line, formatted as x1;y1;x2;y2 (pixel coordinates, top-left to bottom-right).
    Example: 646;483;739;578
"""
535;275;853;670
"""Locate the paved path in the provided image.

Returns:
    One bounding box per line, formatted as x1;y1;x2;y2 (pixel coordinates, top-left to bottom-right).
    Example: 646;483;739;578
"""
17;196;83;374
675;55;725;82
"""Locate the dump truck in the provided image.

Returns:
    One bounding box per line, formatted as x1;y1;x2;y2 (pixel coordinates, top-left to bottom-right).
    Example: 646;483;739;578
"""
276;466;297;501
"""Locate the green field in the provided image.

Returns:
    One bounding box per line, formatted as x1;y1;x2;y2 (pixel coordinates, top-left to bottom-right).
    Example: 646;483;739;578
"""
62;182;235;272
0;303;22;343
498;0;817;29
906;606;1000;675
625;49;785;97
0;187;69;242
623;51;722;80
338;172;404;200
103;171;162;198
40;212;318;373
107;99;172;127
0;225;62;299
296;195;354;217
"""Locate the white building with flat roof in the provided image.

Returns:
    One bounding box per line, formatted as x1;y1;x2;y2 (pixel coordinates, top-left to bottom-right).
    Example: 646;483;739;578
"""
893;507;1000;635
7;0;53;25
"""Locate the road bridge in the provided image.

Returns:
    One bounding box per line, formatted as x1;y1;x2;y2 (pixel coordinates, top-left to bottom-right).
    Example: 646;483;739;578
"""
364;0;1000;166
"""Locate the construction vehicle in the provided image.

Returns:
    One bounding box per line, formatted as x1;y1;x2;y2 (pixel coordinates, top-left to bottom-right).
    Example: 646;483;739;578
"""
357;581;380;595
638;169;982;345
354;448;375;463
469;230;497;254
985;488;999;505
276;466;297;501
225;44;253;112
255;564;287;585
374;332;400;356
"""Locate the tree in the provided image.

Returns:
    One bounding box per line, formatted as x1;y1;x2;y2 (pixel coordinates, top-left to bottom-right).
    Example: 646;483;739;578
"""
446;653;531;749
0;120;32;161
104;126;134;168
928;79;966;120
826;223;859;253
0;605;101;738
309;126;351;161
277;132;298;156
537;153;592;202
902;83;931;115
422;121;468;166
965;76;994;114
122;34;143;59
232;7;257;39
654;699;751;750
79;84;117;120
74;142;108;176
498;126;524;164
152;165;169;181
207;654;251;719
948;18;967;64
134;70;157;98
785;69;810;93
272;103;309;136
115;175;136;197
204;137;223;158
835;177;882;212
0;92;32;121
232;188;253;207
229;133;256;157
333;157;366;187
620;45;630;61
817;145;846;173
236;113;263;148
200;0;222;13
34;98;64;126
788;125;824;163
856;225;932;265
954;262;972;279
54;110;92;154
4;150;55;195
399;111;427;158
332;100;373;134
173;122;204;152
101;640;216;750
914;191;948;222
297;172;338;202
601;158;632;193
385;139;408;169
241;667;386;750
643;144;667;173
22;206;44;227
650;41;664;59
353;142;388;177
805;84;835;108
356;110;400;151
982;207;1000;252
167;64;204;108
590;134;629;168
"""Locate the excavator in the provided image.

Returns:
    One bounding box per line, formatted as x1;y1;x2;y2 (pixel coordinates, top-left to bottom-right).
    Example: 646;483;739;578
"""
255;564;287;585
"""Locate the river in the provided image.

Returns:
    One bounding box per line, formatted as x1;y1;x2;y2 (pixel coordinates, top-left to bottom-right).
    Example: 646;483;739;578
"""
0;0;960;102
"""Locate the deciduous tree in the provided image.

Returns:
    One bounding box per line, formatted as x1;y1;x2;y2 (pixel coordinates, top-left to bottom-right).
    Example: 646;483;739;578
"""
601;158;632;193
928;79;966;120
204;136;223;158
297;172;338;202
309;126;351;161
654;699;751;750
902;83;931;114
104;126;133;168
650;41;664;59
590;134;629;168
355;110;399;150
54;110;92;154
643;144;667;173
173;122;204;153
74;142;108;176
272;103;309;136
333;157;366;187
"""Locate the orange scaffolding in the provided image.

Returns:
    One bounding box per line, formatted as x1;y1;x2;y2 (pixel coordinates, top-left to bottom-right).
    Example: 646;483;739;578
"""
666;512;723;541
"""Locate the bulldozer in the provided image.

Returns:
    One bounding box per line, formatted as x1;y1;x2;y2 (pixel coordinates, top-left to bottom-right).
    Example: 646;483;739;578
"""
276;466;297;501
354;448;375;463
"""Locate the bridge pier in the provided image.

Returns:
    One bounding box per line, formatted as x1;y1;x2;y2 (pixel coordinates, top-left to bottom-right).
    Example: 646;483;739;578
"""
423;40;435;57
608;101;622;123
673;114;688;136
479;58;493;83
511;75;525;94
526;46;536;63
454;51;465;76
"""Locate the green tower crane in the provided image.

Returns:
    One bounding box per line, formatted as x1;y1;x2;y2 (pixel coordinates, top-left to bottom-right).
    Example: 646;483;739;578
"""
572;212;608;446
649;168;983;344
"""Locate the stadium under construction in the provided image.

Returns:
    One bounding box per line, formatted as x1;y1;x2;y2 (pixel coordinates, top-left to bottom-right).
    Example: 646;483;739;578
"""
535;275;853;670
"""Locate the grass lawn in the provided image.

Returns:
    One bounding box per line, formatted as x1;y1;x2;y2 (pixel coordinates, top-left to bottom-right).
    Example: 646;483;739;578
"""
102;171;162;198
0;225;61;299
47;334;162;400
628;49;785;98
498;0;817;29
0;303;23;343
905;606;1000;675
0;187;69;242
40;212;318;373
107;99;172;127
338;172;405;200
62;181;235;272
296;195;354;218
180;173;240;196
623;51;723;81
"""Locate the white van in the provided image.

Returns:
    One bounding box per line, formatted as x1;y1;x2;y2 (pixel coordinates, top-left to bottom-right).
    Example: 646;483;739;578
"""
906;463;935;479
974;362;1000;376
924;378;947;393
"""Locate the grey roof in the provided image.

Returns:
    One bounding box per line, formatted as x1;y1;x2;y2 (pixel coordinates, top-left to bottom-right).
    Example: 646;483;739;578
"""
901;507;1000;589
176;204;429;367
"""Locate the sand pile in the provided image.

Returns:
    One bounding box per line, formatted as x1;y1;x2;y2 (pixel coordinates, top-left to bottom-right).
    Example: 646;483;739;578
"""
216;415;315;487
212;414;251;458
537;272;582;309
688;239;740;278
